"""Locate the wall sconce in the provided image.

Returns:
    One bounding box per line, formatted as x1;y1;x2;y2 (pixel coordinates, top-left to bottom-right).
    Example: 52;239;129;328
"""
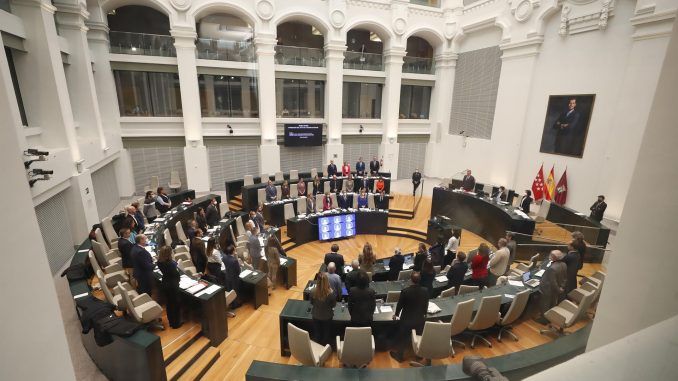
28;169;53;187
359;124;364;133
75;159;85;173
227;124;234;134
188;139;200;148
389;137;395;144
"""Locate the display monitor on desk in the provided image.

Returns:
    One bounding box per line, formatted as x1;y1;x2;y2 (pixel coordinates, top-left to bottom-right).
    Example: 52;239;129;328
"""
318;213;356;240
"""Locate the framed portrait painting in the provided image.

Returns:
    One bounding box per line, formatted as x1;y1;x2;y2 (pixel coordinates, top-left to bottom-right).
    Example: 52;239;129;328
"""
539;94;596;158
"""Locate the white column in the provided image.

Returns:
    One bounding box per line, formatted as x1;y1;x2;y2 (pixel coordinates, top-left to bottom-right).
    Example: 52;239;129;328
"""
255;34;280;174
425;51;457;176
0;32;76;380
173;30;210;192
11;0;81;163
380;47;406;178
324;42;345;165
54;0;107;160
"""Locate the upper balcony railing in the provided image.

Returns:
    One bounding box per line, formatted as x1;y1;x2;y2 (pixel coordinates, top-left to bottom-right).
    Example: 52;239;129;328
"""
410;0;440;7
403;56;435;74
274;45;325;67
196;38;256;62
1;0;11;13
343;51;383;71
109;31;176;57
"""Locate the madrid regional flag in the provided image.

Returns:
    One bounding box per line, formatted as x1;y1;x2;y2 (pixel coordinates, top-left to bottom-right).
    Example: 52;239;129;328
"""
531;164;545;201
545;165;556;201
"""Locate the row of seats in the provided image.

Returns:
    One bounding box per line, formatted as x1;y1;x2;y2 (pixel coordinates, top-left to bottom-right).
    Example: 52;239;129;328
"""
143;171;182;193
245;168;368;186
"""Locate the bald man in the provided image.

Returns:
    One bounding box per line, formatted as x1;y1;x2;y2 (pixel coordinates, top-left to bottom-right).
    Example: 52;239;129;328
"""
390;272;429;362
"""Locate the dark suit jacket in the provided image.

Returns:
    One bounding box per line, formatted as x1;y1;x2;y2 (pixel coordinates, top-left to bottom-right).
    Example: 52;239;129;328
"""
223;254;241;292
265;185;277;201
205;204;220;226
446;261;468;291
413;251;427;272
196;215;209;232
329;179;341;192
157;260;180;290
324;252;345;277
348;287;376;324
462;175;476;191
118;237;134;268
395;284;429;327
338;194;350;209
327;164;337;177
355;161;366;176
590;201;607;222
520;195;533;213
132;244;154;295
311;182;322;196
412;171;421;184
369;161;380;174
388;254;405;281
375;194;388;209
190;237;207;273
344;269;361;291
563;251;580;294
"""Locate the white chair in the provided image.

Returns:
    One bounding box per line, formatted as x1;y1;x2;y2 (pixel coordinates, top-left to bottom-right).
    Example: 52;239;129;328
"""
283;203;296;223
287;323;331;367
260;173;269;182
449;299;475;356
315;194;323;210
175;221;189;246
89;251;127;288
117;281;164;329
94;228;113;252
569;281;602;316
352;195;358;209
411;321;452;366
275;185;282;201
163;229;173;247
235;216;246;237
367;193;375;209
290;183;298;199
169;170;181;192
336;327;375;368
385;291;400;303
178;259;198;277
330;193;337;208
289;170;299;181
219;201;230;217
96;270;137;310
467;295;502;348
244;175;254;186
275;172;284;182
257;188;267;205
439;265;451;274
310;168;318;179
496;289;530;341
101;217;118;248
91;239;121;269
434;265;441;273
145;176;160;193
438;287;456;298
535;200;551;221
322;167;328;178
397;269;413;281
297;197;307;214
225;290;238;318
541;288;595;337
228;225;237;246
458;285;479;295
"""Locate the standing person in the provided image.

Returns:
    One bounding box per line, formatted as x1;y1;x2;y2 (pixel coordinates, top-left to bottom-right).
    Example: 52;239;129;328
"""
297;179;307;197
329;175;341;193
196;207;209;232
589;195;607;222
310;272;337;347
504;232;517;275
306;194;317;213
156;246;182;328
413;243;428;272
467;243;490;289
520;190;533;213
281;180;290;199
355;157;366;177
246;221;263;271
266;236;282;290
357;189;369;208
322;191;333;211
446;252;468;294
324;244;345;279
369;156;380;175
375;190;388;209
389;272;429;362
117;228;134;274
143;191;159;222
563;242;581;294
205;198;220;226
358;243;376;273
488;239;510;286
131;202;146;231
461;170;476;192
265;180;277;202
388;248;405;281
337;190;350;209
537;250;567;323
222;245;241;296
420;259;436;296
190;229;207;274
205;237;224;284
155;187;172;213
131;234;154;295
345;174;355;193
347;271;376;326
122;206;139;233
326;263;343;301
311;176;322;196
412;168;422;196
344;260;361;291
571;231;587;270
342;161;351;177
374;177;385;193
327;160;338;177
444;233;459;267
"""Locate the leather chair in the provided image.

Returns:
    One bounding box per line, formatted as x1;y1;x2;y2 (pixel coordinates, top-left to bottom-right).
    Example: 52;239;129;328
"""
275;172;284;182
260;173;269;183
89;251;127;288
397;269;413;281
289;170;299;181
385;291;400;303
219;201;230;217
101;217;118;249
448;299;475;356
290;183;298;199
496;289;530;341
458;285;479;296
310;168;318;179
91;239;121;268
94;228;115;252
96;270;137;310
257;188;267;206
174;221;190;247
244;175;254;186
235;216;246;237
541;288;595;337
225;290;238;318
411;321;452;366
336;327;375;368
466;295;502;348
169;170;181;192
117;281;164;329
287;323;331;367
178;259;198;277
296;197;307;214
367;193;375;209
283;203;295;223
275;185;282;201
438;287;456;299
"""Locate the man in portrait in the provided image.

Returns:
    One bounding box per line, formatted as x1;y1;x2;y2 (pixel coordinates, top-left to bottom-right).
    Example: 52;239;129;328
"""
552;97;581;155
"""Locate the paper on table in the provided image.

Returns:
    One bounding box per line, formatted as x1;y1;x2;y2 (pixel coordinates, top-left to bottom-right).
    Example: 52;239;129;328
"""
240;269;253;278
427;302;441;314
535;269;545;277
504;294;515;299
374;306;379;314
73;292;89;299
465;269;473;277
196;284;221;297
403;263;414;270
508;280;524;287
379;305;393;313
280;258;288;265
186;283;207;294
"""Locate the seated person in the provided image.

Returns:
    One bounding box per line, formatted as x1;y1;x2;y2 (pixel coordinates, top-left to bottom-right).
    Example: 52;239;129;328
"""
297;180;307;196
375;190;388;209
357;190;369;208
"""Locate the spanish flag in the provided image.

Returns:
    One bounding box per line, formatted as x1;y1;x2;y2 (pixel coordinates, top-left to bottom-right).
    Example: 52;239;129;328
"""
545;165;556;201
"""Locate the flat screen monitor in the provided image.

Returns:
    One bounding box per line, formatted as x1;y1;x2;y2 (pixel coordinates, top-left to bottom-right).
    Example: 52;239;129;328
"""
284;123;323;147
318;213;356;241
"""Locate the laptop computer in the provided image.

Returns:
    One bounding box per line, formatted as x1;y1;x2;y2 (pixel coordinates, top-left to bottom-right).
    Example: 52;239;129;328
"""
523;271;540;288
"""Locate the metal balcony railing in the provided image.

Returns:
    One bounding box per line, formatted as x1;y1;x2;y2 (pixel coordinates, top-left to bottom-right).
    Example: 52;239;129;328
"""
343;51;384;71
274;45;325;67
109;31;176;57
196;38;256;62
410;0;440;7
403;56;435;74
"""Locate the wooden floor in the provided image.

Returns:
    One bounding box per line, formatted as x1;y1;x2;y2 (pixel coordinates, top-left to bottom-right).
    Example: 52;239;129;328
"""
149;194;602;380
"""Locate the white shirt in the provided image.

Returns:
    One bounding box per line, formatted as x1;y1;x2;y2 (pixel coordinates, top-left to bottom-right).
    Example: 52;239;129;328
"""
445;236;459;252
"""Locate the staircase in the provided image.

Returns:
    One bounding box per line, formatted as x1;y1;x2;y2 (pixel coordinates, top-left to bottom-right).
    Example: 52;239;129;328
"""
388;208;415;220
386;226;428;242
163;326;220;381
228;195;243;212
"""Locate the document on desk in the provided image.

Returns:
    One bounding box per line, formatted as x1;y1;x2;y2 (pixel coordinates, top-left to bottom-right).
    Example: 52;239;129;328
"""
508;280;524;287
279;258;288;265
403;263;414;270
435;275;448;283
427;302;441;314
240;269;253;279
465;269;473;277
379;305;393;313
504;294;515;299
535;269;545;277
195;284;221;297
186;283;207;294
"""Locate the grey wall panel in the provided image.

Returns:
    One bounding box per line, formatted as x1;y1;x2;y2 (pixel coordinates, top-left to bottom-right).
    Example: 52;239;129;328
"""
127;146;187;195
91;161;120;218
397;141;427;180
449;46;502;139
206;142;260;190
279;145;324;174
35;191;75;274
343;142;380;166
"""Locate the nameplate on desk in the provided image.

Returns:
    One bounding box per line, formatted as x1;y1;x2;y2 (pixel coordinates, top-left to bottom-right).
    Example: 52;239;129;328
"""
379;305;393;313
78;249;89;253
427;302;441;314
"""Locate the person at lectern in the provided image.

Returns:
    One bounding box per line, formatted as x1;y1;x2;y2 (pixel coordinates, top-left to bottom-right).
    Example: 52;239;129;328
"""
327;160;338;177
265;180;277;202
322;192;333;211
412;168;422;196
520;190;533;213
356;157;366;177
369;156;380;175
589;195;607;222
461;170;476;192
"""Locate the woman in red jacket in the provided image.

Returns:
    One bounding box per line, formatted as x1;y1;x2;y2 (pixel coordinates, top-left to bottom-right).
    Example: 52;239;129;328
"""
469;243;490;290
342;161;351;177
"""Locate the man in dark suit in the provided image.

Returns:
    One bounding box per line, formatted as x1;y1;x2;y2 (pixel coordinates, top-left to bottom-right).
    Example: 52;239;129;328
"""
369;156;380;175
493;186;508;202
520;190;533;213
222;246;241;300
413;243;428;272
131;234;155;295
553;98;581;155
388;248;405;281
589;195;607;222
337;190;350;209
329;175;341;193
347;271;376;326
461;170;475;192
446;252;468;293
412;169;422;196
265;180;277;202
306;195;316;214
375;190;388;209
327;160;337;177
117;228;134;271
324;244;345;279
390;272;429;362
344;260;361;291
205;198;220;226
247;222;263;271
248;210;265;232
355;157;366;177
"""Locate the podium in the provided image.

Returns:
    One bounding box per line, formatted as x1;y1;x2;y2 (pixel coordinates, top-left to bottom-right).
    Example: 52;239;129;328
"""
427;216;462;246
